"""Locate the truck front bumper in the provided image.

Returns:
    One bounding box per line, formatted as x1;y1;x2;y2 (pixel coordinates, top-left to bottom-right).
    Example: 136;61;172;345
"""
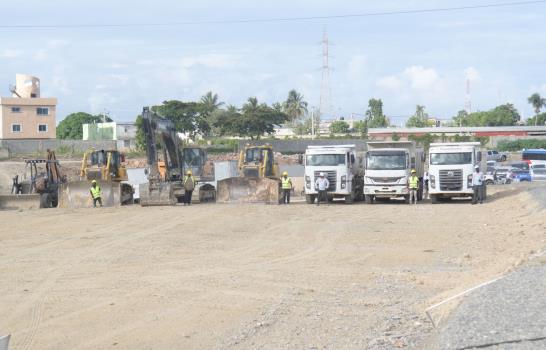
364;185;408;197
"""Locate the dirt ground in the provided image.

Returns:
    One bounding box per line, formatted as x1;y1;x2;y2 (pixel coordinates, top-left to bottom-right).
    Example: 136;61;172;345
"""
0;184;545;349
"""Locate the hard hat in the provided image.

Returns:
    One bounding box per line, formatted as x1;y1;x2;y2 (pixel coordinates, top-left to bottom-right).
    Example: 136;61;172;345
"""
91;180;97;183
319;172;325;177
186;170;192;175
475;165;480;169
411;169;416;173
282;171;288;176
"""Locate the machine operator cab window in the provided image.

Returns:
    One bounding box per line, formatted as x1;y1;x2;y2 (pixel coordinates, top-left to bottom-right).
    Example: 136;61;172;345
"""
245;147;274;177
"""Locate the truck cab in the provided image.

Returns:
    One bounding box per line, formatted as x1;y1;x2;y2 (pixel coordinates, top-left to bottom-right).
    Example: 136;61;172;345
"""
363;141;424;204
304;145;363;204
428;142;486;203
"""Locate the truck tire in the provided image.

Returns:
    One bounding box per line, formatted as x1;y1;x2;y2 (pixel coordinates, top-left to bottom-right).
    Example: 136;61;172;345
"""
345;193;354;204
501;155;506;162
430;194;439;204
305;194;316;204
40;193;52;208
404;195;410;204
485;179;494;185
364;195;373;204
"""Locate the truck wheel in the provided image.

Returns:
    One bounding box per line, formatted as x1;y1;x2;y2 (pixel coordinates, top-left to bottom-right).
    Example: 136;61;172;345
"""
485;180;494;185
404;195;410;204
305;194;316;204
501;155;506;162
345;193;354;204
365;195;373;204
430;195;439;204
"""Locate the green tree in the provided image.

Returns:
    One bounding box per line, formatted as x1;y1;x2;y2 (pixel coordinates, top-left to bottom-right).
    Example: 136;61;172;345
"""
409;133;437;152
527;93;546;125
135;115;146;151
526;112;546;126
452;104;520;127
152;100;210;140
283;89;308;124
200;91;223;113
406;105;429;128
365;98;389;128
391;132;401;141
329;120;350;134
56;112;112;139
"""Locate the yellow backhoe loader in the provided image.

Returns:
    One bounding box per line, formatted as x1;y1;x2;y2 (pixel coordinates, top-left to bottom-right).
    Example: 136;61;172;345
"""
216;144;281;204
57;149;133;208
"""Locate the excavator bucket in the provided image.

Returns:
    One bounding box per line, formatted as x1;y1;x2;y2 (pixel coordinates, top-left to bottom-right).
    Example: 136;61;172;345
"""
57;181;121;209
216;177;280;204
139;182;177;206
0;194;41;210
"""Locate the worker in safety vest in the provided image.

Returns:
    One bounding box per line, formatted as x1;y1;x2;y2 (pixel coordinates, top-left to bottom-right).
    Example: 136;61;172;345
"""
280;171;293;204
182;170;195;206
89;180;102;208
408;169;419;205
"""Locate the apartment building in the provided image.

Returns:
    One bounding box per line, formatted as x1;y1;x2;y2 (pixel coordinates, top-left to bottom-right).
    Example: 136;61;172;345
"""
0;74;57;139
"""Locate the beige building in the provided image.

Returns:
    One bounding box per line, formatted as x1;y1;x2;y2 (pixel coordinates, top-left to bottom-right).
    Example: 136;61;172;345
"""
0;74;57;139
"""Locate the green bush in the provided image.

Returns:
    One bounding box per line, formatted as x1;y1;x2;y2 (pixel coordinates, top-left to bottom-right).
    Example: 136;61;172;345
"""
496;139;546;152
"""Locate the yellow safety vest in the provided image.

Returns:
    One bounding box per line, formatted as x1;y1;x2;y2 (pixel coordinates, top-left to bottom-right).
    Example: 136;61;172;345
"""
281;177;292;190
90;185;102;199
409;176;419;189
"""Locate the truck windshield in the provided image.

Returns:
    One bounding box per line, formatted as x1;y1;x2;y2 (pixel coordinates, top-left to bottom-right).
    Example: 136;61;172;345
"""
430;152;472;165
306;154;345;166
366;152;406;170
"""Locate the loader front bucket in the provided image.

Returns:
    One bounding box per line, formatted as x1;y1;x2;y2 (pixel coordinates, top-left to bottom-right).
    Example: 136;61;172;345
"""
139;182;177;206
0;194;40;210
57;181;121;209
216;177;280;204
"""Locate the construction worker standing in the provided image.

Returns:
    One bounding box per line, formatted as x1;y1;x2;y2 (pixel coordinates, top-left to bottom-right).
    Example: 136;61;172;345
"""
183;170;195;206
408;169;419;205
280;171;293;204
89;180;102;208
315;172;330;206
471;165;484;205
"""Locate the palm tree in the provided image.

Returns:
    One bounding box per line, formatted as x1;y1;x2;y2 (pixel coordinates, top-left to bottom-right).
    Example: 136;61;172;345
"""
527;93;546;126
282;89;308;124
200;91;224;113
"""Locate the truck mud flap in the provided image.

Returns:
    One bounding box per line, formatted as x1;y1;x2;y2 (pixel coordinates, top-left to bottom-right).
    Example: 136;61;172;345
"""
139;182;177;206
0;194;41;210
216;177;280;204
58;182;121;209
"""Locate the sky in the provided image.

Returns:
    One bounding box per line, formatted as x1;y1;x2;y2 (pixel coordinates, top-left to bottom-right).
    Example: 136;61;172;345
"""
1;0;545;125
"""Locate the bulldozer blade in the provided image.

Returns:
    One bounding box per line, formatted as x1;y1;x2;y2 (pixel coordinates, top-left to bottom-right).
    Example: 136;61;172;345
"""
0;194;41;210
57;181;121;209
216;177;280;204
139;182;177;206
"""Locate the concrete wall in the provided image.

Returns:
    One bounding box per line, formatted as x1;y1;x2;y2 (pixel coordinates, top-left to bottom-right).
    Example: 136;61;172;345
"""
239;139;367;153
0;139;117;156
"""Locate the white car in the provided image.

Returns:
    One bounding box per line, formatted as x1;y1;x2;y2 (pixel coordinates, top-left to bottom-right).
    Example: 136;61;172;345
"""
531;164;546;181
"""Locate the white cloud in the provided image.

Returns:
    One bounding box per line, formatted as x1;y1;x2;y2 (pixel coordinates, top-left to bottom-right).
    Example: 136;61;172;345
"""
0;49;23;59
47;39;69;48
464;67;481;82
179;53;240;69
347;54;368;78
402;66;439;91
376;75;403;91
33;50;47;61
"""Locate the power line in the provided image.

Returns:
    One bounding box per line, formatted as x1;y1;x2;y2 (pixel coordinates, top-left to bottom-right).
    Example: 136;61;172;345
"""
0;0;545;29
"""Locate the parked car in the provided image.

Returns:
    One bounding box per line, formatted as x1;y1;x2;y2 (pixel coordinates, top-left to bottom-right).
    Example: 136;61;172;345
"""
530;164;546;181
484;173;495;185
487;150;508;162
510;169;532;182
486;160;497;175
509;161;530;171
494;166;513;184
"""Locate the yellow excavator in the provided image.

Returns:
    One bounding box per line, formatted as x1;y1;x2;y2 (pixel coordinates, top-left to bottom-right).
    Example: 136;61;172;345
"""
57;149;133;208
216;144;281;204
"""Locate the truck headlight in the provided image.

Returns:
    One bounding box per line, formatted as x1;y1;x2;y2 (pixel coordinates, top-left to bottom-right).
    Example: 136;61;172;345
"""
365;176;373;185
398;177;407;185
341;175;346;189
305;175;311;189
467;174;473;187
430;175;435;189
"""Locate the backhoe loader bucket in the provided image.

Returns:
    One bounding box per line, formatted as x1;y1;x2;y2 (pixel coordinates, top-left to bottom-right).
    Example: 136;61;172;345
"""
58;181;121;209
0;194;41;210
216;177;280;204
139;182;177;206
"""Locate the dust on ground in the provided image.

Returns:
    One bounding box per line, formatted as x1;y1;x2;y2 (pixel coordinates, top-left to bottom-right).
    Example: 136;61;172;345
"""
0;183;544;349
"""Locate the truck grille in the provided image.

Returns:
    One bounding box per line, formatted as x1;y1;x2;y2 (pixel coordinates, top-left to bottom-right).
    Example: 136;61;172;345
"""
314;171;336;191
370;176;401;184
439;169;463;191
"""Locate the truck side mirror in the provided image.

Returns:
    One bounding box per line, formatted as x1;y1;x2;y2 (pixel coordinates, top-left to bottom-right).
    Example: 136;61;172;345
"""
298;154;303;164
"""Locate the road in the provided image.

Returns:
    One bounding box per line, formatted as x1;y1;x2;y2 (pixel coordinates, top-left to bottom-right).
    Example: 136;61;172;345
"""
0;184;544;349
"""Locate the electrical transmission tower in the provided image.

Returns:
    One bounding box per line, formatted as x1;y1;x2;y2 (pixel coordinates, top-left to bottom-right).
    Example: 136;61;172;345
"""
465;78;472;114
319;30;332;117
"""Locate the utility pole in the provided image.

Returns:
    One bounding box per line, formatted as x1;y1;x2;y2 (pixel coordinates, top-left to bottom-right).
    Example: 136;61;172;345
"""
465;78;472;114
319;30;332;120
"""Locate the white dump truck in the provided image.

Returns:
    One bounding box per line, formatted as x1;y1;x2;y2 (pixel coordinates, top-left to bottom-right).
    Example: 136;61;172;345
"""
363;141;425;204
428;142;486;203
304;145;364;204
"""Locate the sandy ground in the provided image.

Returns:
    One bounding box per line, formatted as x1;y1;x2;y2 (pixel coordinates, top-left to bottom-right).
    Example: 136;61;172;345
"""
0;184;545;350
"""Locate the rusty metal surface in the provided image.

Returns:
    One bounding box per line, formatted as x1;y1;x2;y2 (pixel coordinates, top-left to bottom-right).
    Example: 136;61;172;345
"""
216;177;280;204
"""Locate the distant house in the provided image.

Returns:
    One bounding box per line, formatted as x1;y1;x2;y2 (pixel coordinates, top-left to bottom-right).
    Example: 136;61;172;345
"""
83;121;137;150
0;74;57;140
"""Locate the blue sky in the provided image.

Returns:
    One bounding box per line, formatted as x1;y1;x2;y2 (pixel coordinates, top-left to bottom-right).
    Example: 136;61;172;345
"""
1;0;545;125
